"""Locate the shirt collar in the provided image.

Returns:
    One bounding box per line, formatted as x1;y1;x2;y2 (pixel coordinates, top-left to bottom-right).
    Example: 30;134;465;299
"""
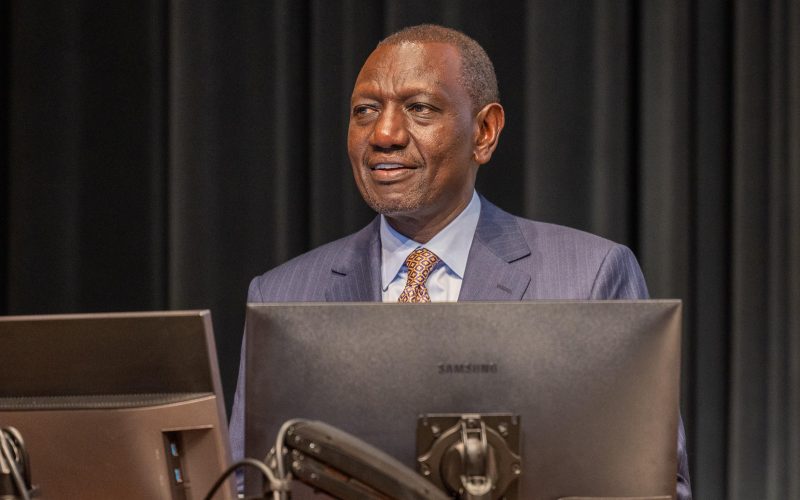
380;191;481;291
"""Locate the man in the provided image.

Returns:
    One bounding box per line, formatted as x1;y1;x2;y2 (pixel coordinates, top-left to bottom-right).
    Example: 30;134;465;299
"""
230;24;691;498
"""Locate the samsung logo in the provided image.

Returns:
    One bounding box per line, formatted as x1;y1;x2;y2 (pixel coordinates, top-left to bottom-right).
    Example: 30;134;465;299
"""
438;363;498;374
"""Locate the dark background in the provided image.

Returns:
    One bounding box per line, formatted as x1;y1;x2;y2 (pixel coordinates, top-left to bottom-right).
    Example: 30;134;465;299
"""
2;1;799;498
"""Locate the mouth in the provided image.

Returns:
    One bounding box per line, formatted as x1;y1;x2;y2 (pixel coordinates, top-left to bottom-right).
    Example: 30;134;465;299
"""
370;162;414;170
367;162;418;183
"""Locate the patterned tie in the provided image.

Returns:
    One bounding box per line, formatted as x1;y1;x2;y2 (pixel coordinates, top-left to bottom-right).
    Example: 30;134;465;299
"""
398;247;440;303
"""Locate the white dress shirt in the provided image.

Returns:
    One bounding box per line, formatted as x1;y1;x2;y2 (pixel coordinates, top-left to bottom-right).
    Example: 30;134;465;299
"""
380;191;481;302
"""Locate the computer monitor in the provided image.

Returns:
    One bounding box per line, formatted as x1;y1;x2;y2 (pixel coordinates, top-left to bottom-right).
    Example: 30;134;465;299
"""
0;311;235;500
244;301;682;499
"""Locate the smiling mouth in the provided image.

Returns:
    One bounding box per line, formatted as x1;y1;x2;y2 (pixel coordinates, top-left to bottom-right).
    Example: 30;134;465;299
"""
367;162;418;183
370;163;414;171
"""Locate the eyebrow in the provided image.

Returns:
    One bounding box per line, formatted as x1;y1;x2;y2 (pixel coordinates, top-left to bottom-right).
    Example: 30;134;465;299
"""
352;86;444;102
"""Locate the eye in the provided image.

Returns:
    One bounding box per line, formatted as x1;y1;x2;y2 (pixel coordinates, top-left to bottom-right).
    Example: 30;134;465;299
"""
353;104;377;118
407;103;434;115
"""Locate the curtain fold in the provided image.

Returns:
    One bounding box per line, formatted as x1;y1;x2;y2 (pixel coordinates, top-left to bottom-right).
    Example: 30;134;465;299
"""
789;6;800;498
729;1;800;498
691;0;733;497
7;1;167;313
3;1;799;496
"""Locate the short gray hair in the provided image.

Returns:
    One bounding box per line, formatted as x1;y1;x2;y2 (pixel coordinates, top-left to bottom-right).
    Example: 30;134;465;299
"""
378;24;500;111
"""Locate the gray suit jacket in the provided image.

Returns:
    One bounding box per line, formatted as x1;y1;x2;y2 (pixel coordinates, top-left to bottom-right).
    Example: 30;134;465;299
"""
229;196;691;498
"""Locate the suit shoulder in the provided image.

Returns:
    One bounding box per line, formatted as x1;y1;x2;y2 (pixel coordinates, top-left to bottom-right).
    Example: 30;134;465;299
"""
476;196;621;258
509;216;647;299
512;217;620;253
248;224;373;302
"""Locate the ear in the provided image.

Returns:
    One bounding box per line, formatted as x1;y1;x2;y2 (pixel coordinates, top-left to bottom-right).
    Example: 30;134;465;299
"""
473;103;505;165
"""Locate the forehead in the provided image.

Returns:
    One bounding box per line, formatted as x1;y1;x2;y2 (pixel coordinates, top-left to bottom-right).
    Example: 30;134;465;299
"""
353;42;465;99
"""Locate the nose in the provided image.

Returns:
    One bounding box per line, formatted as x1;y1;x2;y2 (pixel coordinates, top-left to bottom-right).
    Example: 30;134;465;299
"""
370;106;408;150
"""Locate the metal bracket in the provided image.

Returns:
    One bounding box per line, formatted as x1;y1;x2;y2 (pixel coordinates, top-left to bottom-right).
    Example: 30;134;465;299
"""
417;414;521;500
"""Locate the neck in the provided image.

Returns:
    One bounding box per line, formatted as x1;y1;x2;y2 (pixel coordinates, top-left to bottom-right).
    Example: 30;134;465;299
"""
384;193;474;243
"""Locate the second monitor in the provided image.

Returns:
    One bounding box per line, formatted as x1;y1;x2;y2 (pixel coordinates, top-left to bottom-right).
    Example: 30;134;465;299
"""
0;311;235;500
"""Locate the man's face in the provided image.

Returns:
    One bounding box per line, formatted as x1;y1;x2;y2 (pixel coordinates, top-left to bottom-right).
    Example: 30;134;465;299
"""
347;42;479;230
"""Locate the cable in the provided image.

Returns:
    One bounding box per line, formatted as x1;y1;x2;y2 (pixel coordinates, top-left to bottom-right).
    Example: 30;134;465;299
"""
273;418;304;500
205;419;306;500
0;428;30;500
0;428;31;500
203;458;288;500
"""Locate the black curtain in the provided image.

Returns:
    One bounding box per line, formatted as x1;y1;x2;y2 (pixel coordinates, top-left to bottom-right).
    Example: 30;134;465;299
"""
3;1;799;498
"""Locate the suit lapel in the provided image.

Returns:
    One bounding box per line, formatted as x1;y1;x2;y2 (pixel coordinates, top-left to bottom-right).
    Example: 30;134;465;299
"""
323;197;532;302
459;197;532;301
325;217;383;302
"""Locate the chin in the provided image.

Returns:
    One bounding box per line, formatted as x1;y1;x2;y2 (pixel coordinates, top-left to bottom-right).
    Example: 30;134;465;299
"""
364;196;425;217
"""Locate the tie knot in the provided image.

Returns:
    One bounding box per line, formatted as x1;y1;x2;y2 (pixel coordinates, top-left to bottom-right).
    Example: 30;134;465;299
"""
398;248;440;303
405;247;439;281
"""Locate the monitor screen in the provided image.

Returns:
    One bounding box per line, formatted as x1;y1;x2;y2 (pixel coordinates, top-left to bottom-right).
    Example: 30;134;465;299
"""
244;301;681;499
0;311;235;500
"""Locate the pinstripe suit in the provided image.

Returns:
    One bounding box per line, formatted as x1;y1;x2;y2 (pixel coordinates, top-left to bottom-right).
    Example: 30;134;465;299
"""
229;195;691;498
243;195;648;303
